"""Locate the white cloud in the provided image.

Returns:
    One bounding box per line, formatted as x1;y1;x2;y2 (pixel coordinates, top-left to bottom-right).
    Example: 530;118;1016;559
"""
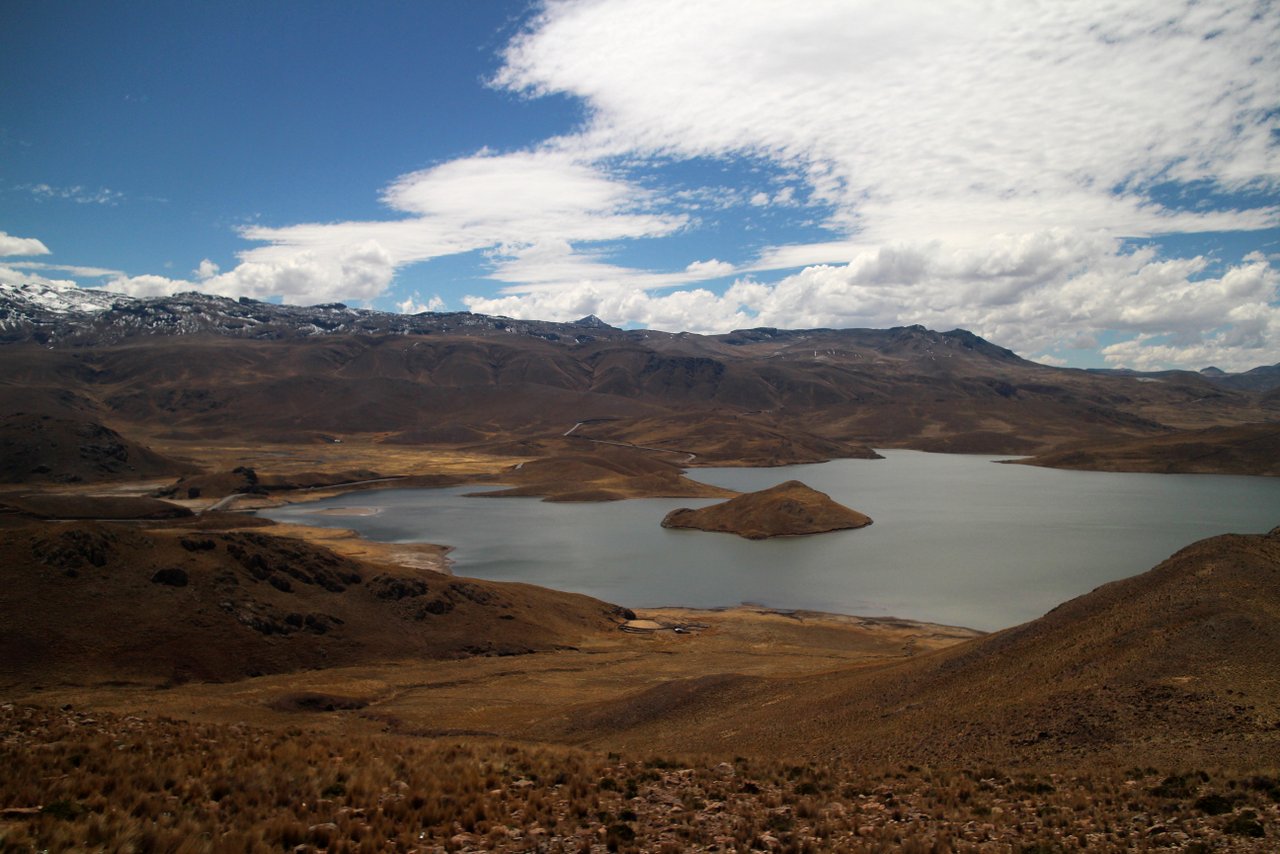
1101;329;1280;373
500;0;1279;243
1032;354;1069;367
396;292;446;314
1;149;692;309
27;0;1279;372
0;264;76;290
476;241;742;297
11;261;121;277
239;150;684;268
684;258;734;278
102;274;192;298
466;279;758;333
96;242;396;305
205;241;396;304
0;231;51;257
194;258;220;280
466;0;1280;368
381;150;668;233
24;183;124;205
205;149;692;304
469;232;1280;371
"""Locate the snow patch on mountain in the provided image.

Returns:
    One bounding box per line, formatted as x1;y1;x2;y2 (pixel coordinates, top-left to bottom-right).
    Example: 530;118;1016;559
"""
0;280;128;315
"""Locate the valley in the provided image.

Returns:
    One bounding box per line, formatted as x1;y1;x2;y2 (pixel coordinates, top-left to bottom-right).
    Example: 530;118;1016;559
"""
1;290;1278;850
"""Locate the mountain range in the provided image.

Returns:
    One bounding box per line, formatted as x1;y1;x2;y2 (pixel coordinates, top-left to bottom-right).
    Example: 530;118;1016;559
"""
2;283;1276;486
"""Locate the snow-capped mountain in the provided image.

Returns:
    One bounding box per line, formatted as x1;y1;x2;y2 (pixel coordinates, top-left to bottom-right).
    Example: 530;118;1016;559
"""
0;280;130;317
0;282;615;346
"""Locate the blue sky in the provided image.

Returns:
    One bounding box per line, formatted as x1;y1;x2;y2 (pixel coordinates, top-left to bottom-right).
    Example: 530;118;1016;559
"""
2;0;1278;371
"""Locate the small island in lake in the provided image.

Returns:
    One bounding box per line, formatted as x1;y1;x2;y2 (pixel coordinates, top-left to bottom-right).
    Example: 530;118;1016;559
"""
661;479;872;539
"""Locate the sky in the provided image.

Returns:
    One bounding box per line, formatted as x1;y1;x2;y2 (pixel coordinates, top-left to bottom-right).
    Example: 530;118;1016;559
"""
1;0;1278;371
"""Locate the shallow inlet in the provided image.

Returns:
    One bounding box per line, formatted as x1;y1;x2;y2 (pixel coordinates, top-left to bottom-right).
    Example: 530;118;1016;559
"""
259;450;1280;632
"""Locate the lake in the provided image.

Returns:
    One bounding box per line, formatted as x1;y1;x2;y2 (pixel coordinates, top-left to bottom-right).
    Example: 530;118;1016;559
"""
259;451;1280;631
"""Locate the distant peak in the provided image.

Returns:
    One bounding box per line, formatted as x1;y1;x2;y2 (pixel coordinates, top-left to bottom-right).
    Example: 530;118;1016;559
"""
1199;366;1227;376
573;314;614;329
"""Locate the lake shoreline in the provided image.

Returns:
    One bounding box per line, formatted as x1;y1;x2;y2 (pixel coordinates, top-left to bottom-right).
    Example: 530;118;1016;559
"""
255;451;1280;632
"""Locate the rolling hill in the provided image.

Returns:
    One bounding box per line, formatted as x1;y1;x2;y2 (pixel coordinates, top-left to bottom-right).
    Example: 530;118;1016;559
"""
0;519;621;689
544;526;1280;768
1016;422;1280;476
661;479;872;538
1;287;1275;478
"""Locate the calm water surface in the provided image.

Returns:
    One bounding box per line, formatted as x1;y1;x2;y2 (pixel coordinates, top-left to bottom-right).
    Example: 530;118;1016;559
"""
260;451;1280;631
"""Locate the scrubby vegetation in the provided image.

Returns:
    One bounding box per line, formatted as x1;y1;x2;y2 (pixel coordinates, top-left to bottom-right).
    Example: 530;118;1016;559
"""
2;704;1277;852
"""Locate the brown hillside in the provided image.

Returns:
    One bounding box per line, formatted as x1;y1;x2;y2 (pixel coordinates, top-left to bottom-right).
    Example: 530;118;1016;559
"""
0;413;191;484
0;522;620;689
1017;422;1280;476
661;480;872;539
546;526;1280;768
1;324;1274;468
0;494;192;520
573;412;880;466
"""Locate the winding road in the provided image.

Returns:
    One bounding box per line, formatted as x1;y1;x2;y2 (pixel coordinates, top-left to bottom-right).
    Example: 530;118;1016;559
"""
563;421;697;463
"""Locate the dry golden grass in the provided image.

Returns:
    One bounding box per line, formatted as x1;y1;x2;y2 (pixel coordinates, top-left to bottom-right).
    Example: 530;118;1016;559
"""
8;606;976;743
144;434;522;478
1015;423;1280;477
3;703;1277;852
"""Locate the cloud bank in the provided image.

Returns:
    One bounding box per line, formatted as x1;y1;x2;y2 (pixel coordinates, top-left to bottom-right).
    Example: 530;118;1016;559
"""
27;1;1280;369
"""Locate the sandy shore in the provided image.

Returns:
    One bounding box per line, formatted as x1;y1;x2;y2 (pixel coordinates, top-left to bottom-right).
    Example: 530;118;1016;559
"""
249;520;454;575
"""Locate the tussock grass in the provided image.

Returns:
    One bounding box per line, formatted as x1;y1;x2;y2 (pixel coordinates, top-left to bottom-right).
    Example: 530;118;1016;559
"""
2;704;1277;852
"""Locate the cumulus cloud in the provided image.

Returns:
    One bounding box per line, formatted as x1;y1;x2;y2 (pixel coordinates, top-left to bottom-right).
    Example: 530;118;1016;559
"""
467;279;758;333
468;233;1280;371
684;258;735;278
0;265;75;291
465;0;1280;368
194;259;220;280
96;242;396;305
103;274;193;298
0;231;51;257
32;0;1280;370
206;241;396;304
396;292;446;314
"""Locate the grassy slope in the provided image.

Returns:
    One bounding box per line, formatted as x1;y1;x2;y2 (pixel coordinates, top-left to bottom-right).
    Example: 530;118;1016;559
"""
1017;422;1280;476
3;705;1278;852
541;527;1280;770
0;521;621;689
